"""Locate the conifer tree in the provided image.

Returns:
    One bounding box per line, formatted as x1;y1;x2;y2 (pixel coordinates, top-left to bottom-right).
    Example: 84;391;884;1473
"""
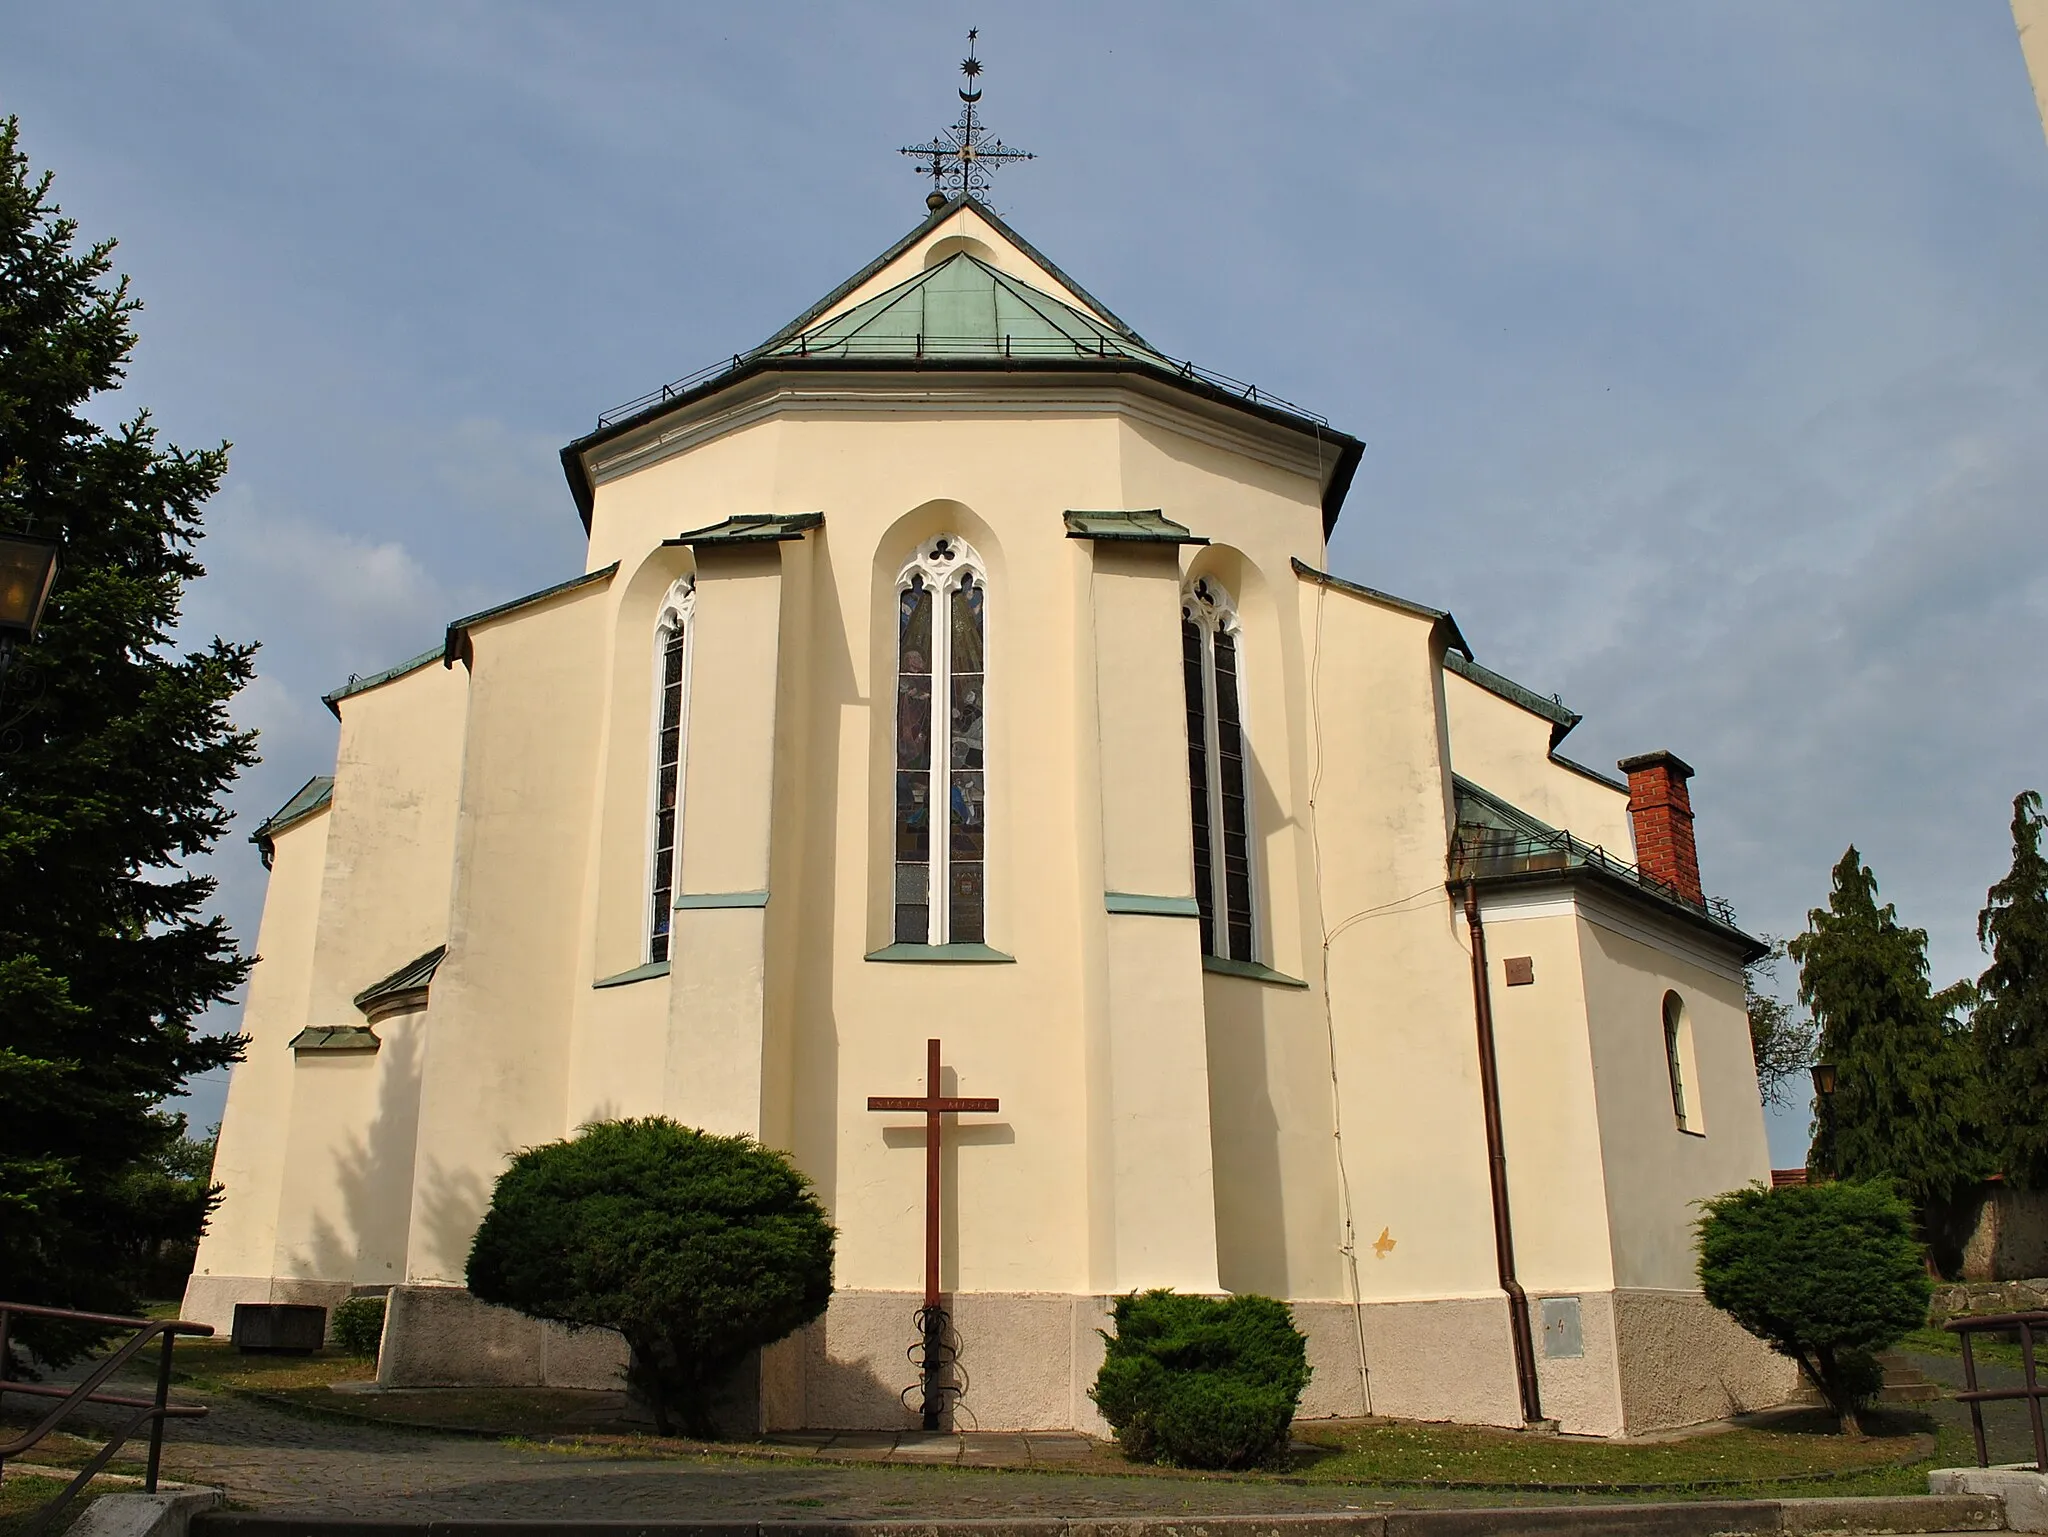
1789;848;1981;1213
1976;792;2048;1188
0;117;254;1331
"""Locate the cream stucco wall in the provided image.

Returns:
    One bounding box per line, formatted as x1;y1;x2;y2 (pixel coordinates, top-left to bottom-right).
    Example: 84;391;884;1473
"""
186;807;329;1321
1444;669;1635;854
2018;0;2048;151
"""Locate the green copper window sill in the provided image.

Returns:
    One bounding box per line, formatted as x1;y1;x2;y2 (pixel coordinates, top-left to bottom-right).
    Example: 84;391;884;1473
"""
1202;955;1309;989
1105;891;1201;918
865;943;1016;964
289;1026;380;1054
674;890;769;910
594;959;671;989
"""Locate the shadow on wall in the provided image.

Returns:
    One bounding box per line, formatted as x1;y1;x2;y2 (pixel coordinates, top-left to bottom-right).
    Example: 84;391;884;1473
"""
293;1024;427;1286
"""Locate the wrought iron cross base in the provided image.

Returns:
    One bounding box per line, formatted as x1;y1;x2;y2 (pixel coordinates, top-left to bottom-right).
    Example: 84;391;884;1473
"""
910;1303;959;1431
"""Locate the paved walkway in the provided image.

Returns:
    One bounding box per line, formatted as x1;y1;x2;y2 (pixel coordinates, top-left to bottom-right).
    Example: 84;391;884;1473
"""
81;1388;1486;1521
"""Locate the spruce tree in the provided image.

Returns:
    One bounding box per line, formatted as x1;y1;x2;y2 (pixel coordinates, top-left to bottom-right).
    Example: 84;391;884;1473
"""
1976;791;2048;1188
0;117;254;1333
1789;847;1981;1213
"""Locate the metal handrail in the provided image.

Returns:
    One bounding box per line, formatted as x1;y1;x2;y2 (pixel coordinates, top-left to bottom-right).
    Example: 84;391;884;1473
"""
593;340;1330;432
1448;824;1742;929
0;1300;213;1536
1948;1310;2048;1471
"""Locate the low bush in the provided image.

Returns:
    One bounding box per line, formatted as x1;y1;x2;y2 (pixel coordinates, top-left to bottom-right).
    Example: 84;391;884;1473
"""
332;1294;386;1358
1697;1177;1931;1434
1091;1289;1308;1470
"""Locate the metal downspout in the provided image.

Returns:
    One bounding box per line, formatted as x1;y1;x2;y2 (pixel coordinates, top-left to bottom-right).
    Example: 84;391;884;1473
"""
1463;881;1545;1425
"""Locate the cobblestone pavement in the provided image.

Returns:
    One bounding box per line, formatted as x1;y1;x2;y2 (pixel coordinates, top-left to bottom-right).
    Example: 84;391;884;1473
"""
139;1388;1482;1521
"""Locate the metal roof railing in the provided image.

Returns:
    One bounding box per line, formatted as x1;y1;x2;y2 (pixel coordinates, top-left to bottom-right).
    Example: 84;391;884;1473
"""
1449;823;1741;930
594;339;1330;433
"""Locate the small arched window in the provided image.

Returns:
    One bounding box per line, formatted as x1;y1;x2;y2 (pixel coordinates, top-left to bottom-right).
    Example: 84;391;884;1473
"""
895;536;986;946
1182;577;1256;961
1663;990;1698;1133
647;576;696;962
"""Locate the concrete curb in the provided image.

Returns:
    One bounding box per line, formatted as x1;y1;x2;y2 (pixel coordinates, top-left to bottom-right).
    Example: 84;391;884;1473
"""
1933;1467;2048;1532
188;1492;2007;1537
68;1488;224;1537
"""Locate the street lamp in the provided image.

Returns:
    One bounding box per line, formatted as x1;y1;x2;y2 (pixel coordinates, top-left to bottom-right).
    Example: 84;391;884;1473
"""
1810;1062;1838;1181
0;533;60;675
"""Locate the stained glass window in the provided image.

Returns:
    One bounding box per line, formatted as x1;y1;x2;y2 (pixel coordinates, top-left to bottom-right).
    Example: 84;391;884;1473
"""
649;576;696;961
895;538;987;945
1182;578;1257;962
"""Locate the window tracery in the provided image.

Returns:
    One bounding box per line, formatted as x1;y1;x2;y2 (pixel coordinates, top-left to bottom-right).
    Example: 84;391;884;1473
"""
648;575;696;962
895;536;986;946
1182;576;1256;960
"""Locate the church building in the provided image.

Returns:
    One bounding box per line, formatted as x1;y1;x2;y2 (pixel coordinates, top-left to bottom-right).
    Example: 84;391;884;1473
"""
186;174;1793;1436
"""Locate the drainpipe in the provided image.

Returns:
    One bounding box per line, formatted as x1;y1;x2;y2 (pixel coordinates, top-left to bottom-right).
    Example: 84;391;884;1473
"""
1463;881;1544;1426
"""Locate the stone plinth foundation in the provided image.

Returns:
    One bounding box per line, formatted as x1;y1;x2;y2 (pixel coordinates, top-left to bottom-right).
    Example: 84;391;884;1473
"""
364;1284;1793;1437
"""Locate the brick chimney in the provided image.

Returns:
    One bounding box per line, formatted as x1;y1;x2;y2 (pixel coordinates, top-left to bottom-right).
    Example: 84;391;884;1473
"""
1618;750;1703;907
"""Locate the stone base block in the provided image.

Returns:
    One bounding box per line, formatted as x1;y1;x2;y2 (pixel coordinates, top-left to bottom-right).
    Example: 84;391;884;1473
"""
230;1303;326;1354
1932;1465;2048;1531
377;1285;627;1391
325;1280;1798;1437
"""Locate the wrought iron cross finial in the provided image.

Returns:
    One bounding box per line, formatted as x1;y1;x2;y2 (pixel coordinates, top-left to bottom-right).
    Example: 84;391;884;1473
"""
899;28;1035;210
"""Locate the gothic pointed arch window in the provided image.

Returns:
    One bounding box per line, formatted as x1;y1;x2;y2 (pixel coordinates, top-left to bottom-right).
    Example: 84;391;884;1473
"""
1182;576;1256;961
647;575;696;962
894;536;986;946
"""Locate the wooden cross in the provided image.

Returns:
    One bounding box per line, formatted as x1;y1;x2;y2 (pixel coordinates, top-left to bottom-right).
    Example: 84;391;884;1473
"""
867;1037;999;1428
867;1037;999;1310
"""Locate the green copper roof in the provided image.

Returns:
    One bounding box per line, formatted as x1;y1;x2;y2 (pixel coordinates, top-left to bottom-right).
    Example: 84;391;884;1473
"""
766;253;1178;368
1063;509;1208;545
1445;651;1580;748
1291;558;1472;660
322;646;443;720
250;776;333;868
443;562;619;667
352;944;447;1020
289;1025;380;1055
666;512;822;547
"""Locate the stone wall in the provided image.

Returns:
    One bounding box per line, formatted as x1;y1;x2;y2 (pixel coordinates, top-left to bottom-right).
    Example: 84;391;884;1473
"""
1930;1278;2048;1322
1928;1182;2048;1282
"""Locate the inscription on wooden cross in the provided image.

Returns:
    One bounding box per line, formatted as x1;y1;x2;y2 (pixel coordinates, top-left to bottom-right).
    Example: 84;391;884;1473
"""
866;1037;999;1428
866;1037;999;1310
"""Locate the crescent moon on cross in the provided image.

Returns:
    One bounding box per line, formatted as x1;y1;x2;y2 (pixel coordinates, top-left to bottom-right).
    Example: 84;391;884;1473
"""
959;87;982;103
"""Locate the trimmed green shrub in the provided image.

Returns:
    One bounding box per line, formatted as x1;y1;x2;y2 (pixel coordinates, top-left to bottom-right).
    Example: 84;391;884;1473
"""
332;1295;386;1358
467;1117;835;1436
1091;1289;1309;1469
1697;1178;1931;1433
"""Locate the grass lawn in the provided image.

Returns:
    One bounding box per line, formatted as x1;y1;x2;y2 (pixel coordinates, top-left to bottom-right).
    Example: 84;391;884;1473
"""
0;1473;100;1537
1291;1408;1942;1495
1903;1325;2040;1371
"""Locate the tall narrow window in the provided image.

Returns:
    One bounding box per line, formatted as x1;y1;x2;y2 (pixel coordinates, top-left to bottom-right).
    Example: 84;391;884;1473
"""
1182;577;1256;961
895;536;986;945
1663;991;1696;1132
648;576;695;962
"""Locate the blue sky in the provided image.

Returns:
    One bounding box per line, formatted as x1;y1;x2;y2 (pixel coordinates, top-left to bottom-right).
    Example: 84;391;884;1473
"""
5;3;2045;1167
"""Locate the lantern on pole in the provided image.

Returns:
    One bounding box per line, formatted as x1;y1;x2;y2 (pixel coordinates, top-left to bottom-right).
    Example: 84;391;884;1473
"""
0;533;60;677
